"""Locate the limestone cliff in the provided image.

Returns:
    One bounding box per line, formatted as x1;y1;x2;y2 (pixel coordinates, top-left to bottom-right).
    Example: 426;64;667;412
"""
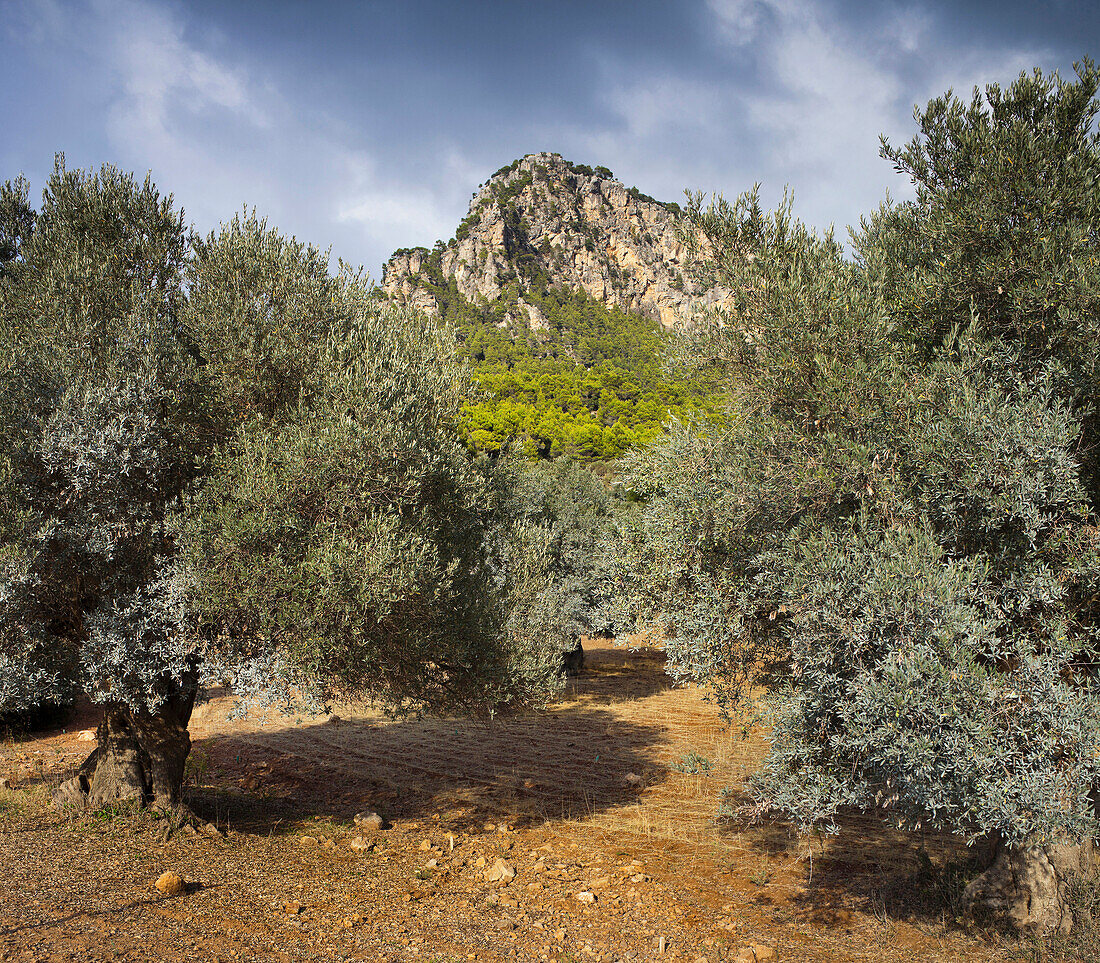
382;153;727;328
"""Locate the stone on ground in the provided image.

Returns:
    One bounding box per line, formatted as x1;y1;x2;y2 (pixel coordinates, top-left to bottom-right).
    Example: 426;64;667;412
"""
155;872;185;896
735;945;777;962
485;858;515;884
354;811;385;832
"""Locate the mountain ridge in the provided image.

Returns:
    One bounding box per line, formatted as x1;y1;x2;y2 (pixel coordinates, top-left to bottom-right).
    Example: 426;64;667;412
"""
382;152;729;328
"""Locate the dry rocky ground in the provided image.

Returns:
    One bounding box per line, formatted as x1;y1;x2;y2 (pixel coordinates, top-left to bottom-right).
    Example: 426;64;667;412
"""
0;641;1041;962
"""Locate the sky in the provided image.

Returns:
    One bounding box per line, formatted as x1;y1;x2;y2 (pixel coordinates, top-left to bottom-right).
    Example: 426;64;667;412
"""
2;0;1098;278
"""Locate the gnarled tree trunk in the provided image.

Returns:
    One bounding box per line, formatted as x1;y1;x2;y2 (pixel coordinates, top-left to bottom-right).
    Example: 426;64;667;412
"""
561;638;585;677
53;671;198;811
963;835;1099;935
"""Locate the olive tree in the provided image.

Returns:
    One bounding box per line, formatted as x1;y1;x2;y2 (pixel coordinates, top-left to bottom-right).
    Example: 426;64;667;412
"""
613;63;1100;934
497;459;625;673
0;158;205;806
0;175;34;281
0;172;561;811
181;212;562;717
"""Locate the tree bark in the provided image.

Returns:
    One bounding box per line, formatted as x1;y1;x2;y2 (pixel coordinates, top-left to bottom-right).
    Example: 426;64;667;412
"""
53;669;198;811
561;638;585;677
962;834;1099;935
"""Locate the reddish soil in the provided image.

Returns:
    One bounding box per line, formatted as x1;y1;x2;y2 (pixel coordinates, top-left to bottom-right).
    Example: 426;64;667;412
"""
0;641;1022;962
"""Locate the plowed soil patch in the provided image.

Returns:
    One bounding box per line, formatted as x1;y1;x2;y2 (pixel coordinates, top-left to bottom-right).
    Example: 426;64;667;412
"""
0;640;1017;962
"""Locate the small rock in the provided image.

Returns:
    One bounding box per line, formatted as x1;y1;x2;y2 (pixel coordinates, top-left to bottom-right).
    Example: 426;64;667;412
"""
349;836;375;853
354;811;385;832
299;835;319;848
322;838;336;851
419;839;433;852
0;778;10;790
240;775;261;791
77;729;96;743
576;891;596;904
532;861;547;874
590;876;611;891
735;946;777;963
474;856;487;868
426;859;438;869
284;901;304;915
485;858;516;884
155;871;185;896
623;772;643;787
201;822;223;838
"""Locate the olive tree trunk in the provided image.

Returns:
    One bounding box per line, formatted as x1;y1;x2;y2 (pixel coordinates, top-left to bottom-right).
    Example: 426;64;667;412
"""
962;835;1098;935
53;675;198;811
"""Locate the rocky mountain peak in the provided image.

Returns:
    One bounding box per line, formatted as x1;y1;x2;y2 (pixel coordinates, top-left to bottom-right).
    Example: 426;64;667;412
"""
382;153;729;328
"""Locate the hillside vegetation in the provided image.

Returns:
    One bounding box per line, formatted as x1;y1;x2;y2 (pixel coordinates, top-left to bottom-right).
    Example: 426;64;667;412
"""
395;245;721;460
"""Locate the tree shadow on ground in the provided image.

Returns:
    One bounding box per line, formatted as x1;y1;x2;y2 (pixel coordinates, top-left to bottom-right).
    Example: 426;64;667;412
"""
717;790;977;929
186;641;675;836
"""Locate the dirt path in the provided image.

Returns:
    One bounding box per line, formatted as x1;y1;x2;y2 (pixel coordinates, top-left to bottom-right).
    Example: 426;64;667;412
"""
0;641;1016;962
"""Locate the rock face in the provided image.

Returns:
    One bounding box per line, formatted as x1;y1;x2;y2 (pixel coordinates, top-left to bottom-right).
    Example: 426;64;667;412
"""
382;153;728;329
